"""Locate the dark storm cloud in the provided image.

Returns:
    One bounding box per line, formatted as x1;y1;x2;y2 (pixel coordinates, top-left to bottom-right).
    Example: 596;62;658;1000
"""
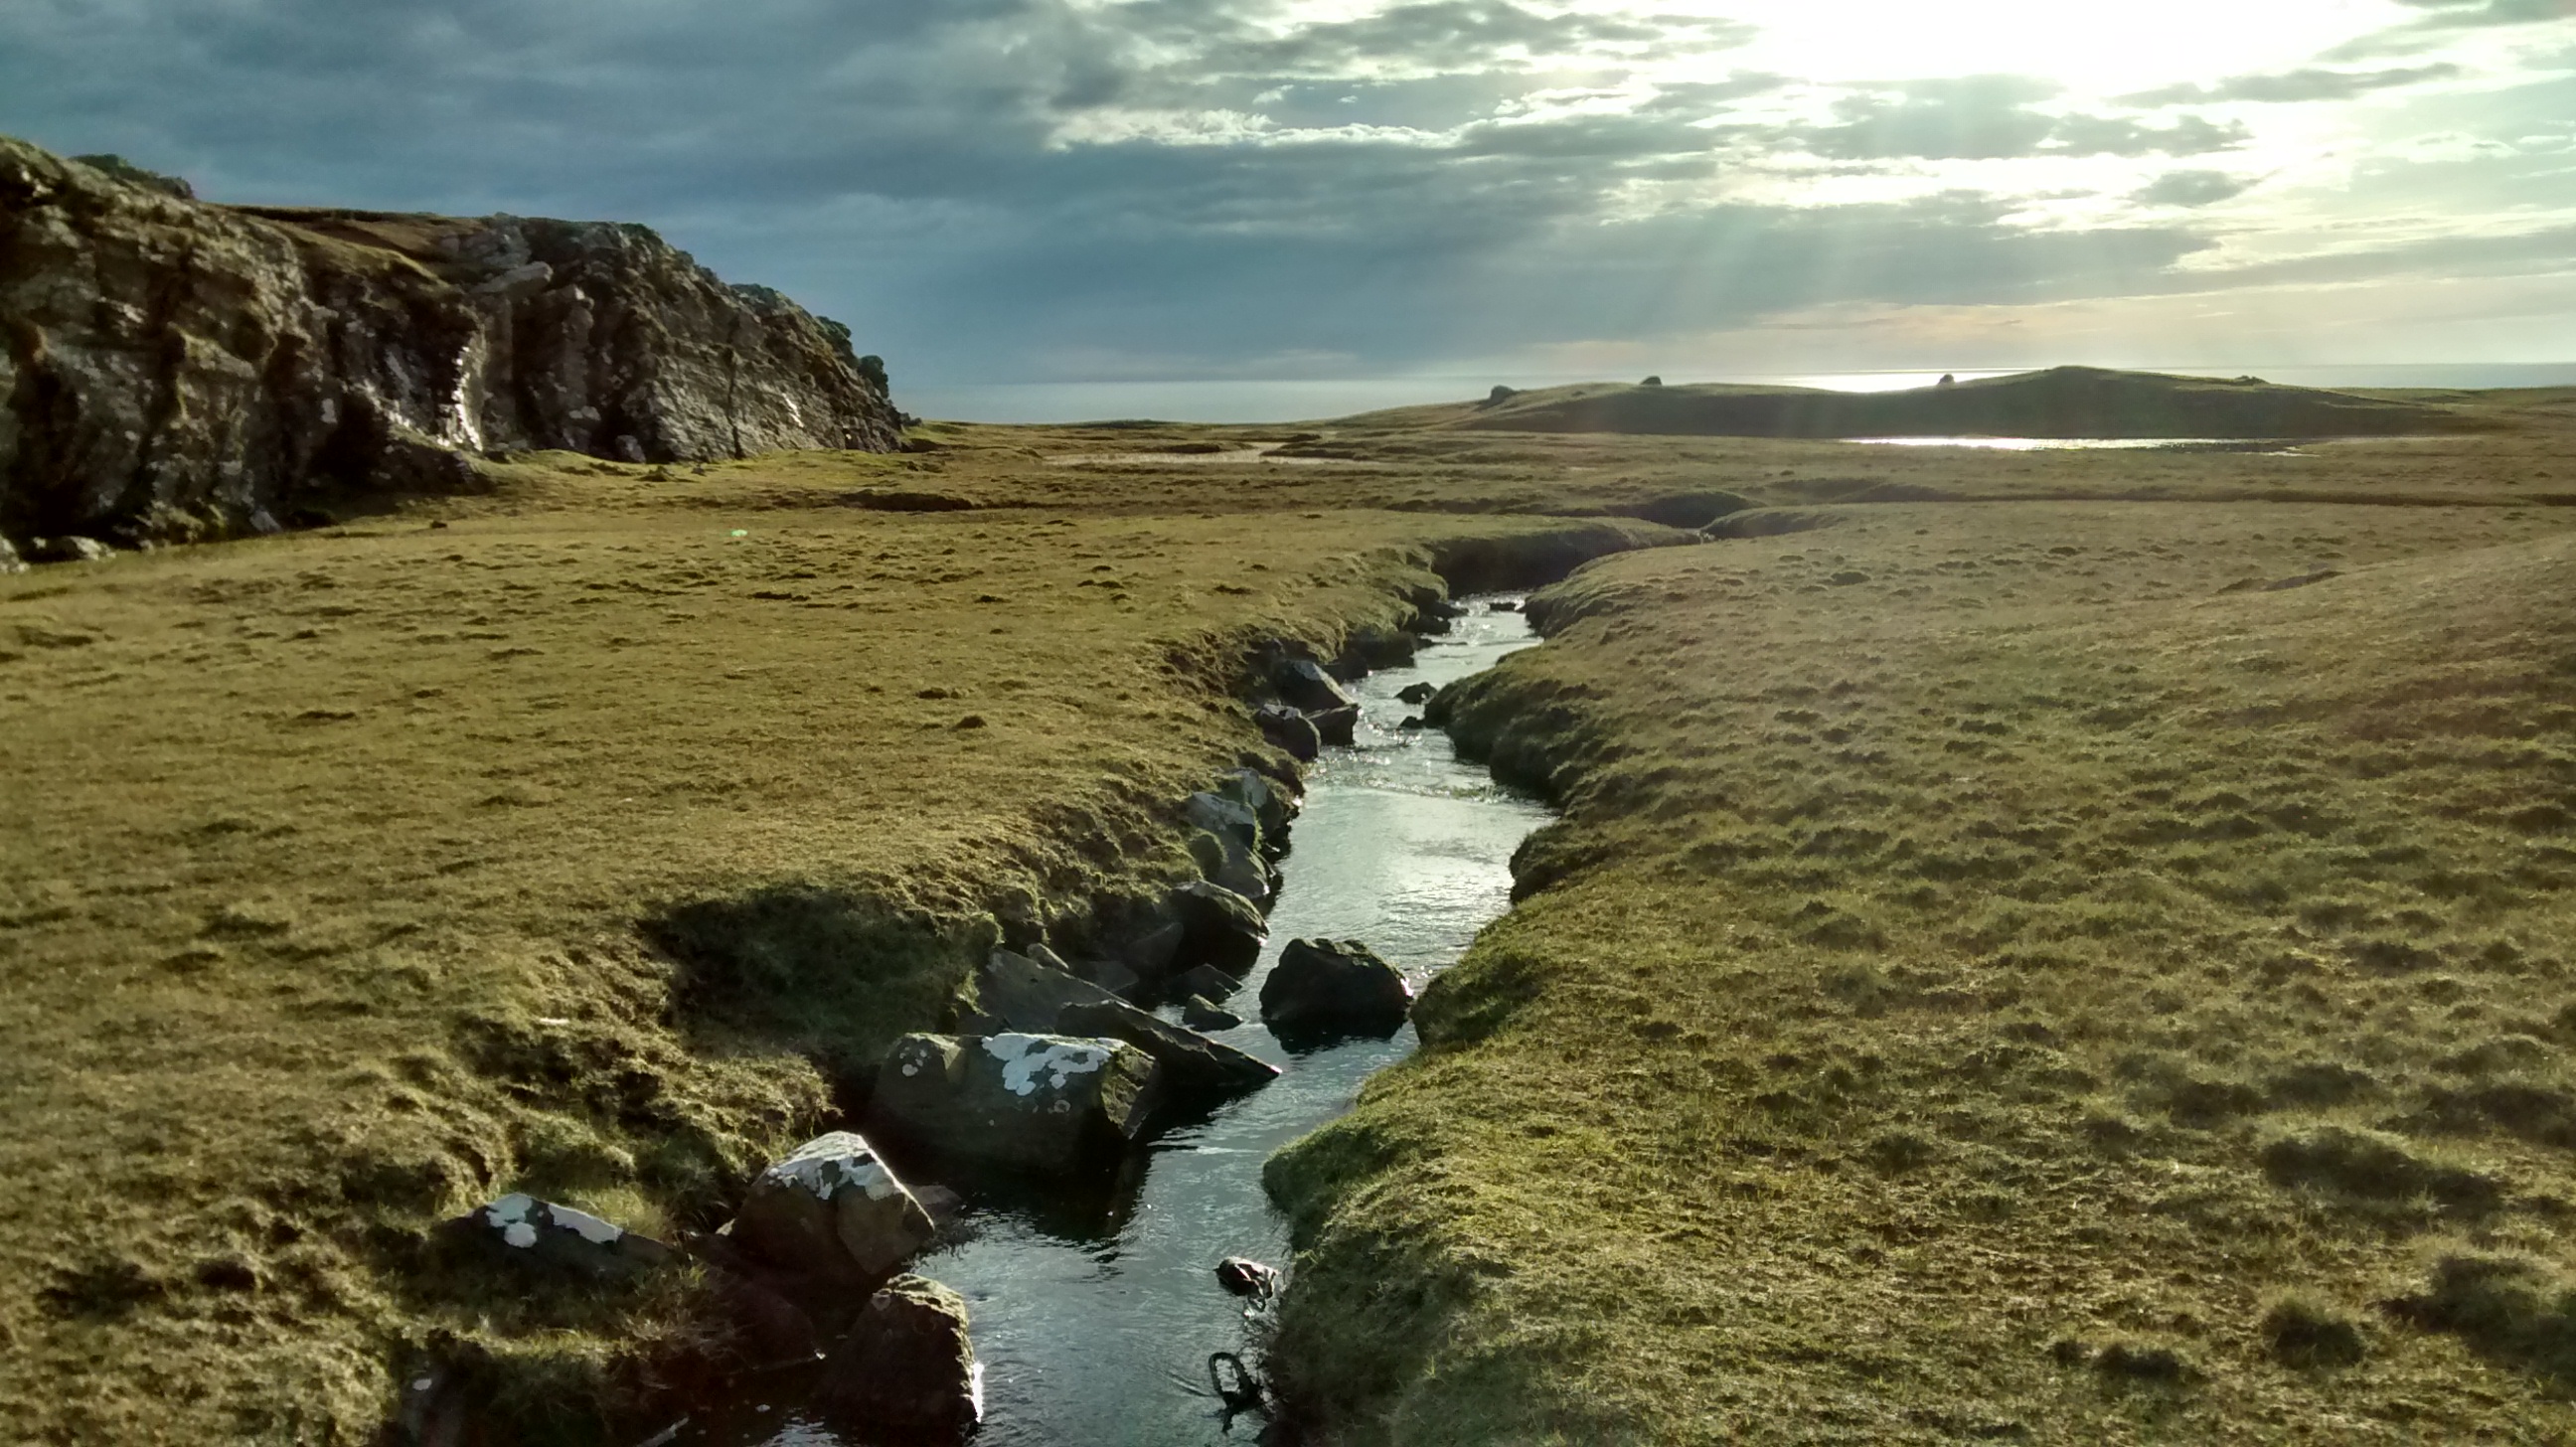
1204;0;1747;75
0;0;2541;386
1798;78;2249;159
2123;64;2463;105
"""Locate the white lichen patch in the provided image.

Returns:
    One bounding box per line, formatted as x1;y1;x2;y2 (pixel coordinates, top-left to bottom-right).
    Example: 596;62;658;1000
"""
478;1191;624;1248
482;1193;541;1248
984;1033;1113;1096
761;1131;903;1202
552;1202;625;1245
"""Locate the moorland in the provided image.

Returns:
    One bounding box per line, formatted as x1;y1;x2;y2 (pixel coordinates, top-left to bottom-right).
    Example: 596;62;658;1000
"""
5;371;2576;1443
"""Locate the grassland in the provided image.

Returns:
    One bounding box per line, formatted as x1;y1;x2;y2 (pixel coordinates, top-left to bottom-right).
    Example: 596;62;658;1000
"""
0;429;1686;1443
6;388;2576;1443
1265;400;2576;1442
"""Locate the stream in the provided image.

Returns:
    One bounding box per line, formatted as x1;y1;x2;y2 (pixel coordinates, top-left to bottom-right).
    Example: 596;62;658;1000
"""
690;598;1549;1446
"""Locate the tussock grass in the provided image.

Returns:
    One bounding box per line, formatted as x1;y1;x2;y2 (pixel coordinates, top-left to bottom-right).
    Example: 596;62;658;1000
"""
7;398;2574;1440
1270;451;2576;1439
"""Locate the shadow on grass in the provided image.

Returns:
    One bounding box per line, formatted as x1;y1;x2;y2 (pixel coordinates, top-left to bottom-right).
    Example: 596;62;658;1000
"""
2387;1254;2576;1389
647;884;993;1102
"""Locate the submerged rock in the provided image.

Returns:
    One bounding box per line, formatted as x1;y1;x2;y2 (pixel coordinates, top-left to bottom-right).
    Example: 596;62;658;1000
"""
817;1275;982;1440
869;1033;1162;1171
1215;1256;1282;1299
1255;705;1322;762
1181;995;1243;1032
727;1132;935;1285
458;1193;674;1278
1261;938;1414;1041
1169;962;1243;1004
1397;682;1436;706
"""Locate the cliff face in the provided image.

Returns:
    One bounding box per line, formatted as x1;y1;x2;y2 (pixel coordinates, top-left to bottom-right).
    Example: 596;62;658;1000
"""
0;135;901;556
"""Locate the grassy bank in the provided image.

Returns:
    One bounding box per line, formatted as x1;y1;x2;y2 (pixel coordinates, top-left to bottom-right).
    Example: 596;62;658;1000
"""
0;432;1682;1442
1267;444;2576;1437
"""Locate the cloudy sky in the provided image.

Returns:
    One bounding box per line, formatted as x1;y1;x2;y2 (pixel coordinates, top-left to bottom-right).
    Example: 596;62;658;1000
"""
3;0;2572;414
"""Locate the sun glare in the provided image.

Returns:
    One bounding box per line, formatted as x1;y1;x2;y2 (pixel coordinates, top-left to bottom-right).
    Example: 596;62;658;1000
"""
1659;0;2406;92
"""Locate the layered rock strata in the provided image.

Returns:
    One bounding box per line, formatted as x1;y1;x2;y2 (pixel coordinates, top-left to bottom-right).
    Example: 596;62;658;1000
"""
0;135;900;550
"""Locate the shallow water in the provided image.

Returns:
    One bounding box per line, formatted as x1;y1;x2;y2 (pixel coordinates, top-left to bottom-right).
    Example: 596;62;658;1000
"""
1850;435;2313;451
698;601;1549;1446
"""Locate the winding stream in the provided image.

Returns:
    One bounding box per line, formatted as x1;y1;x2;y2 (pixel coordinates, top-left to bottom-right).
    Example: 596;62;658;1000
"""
693;599;1548;1445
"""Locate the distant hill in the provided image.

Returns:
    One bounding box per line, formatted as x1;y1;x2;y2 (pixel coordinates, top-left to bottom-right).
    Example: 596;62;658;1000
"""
1348;367;2496;439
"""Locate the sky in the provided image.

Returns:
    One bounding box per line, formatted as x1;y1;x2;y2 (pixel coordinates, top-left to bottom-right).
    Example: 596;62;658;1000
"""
3;0;2573;417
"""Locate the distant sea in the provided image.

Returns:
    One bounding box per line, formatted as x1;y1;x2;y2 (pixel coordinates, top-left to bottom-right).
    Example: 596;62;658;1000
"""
901;364;2576;425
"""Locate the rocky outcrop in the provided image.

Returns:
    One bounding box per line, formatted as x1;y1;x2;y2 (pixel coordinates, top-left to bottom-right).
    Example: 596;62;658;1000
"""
0;135;900;551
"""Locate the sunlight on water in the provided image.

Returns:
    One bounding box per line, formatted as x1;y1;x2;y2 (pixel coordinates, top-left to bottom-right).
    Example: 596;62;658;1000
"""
702;605;1550;1447
1852;436;2312;451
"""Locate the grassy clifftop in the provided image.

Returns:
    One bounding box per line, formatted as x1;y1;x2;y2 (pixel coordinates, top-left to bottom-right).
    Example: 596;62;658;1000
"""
1341;366;2495;439
1268;487;2576;1440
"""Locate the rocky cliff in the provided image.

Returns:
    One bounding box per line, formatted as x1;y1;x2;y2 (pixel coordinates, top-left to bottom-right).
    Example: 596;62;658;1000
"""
0;135;902;563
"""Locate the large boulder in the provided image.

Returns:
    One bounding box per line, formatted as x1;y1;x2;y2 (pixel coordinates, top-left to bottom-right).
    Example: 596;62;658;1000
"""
1311;704;1360;747
1261;938;1414;1041
1274;658;1357;713
1184;790;1262;854
869;1033;1162;1172
727;1132;935;1286
962;948;1119;1034
817;1275;982;1441
1254;705;1321;762
963;950;1277;1111
1170;881;1267;977
1189;828;1276;905
457;1194;675;1278
1216;766;1297;837
0;134;899;552
1056;1000;1278;1108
